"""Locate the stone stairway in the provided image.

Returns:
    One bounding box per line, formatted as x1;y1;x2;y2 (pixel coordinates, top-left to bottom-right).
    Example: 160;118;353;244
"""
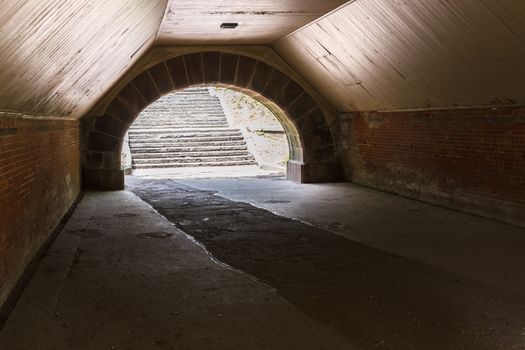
128;87;256;169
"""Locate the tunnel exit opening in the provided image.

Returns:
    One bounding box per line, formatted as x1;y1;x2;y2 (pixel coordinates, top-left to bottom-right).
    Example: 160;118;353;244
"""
82;52;342;190
121;85;294;180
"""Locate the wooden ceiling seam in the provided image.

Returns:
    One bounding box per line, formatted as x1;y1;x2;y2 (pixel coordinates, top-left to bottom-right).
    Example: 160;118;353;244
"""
156;0;349;45
272;0;525;112
154;0;174;42
270;0;357;46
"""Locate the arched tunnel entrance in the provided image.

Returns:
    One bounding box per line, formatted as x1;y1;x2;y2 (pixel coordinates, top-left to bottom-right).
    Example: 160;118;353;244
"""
82;52;342;190
121;85;295;178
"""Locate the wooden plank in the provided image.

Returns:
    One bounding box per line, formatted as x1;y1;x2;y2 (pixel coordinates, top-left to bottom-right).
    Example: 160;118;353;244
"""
0;0;167;120
274;0;525;111
157;0;347;45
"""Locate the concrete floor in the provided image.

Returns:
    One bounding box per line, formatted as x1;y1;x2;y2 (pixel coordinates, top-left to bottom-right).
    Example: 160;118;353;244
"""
132;165;283;180
1;173;525;349
0;190;355;350
176;176;525;296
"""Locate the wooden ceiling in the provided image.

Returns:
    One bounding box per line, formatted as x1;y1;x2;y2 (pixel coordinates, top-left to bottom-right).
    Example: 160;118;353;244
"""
0;0;167;119
156;0;348;45
1;0;525;120
273;0;525;111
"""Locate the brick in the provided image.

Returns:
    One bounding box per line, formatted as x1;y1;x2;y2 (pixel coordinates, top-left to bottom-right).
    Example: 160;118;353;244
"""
148;63;173;95
94;115;126;138
88;130;120;153
235;56;257;88
346;106;525;224
100;169;124;190
263;69;290;104
165;56;189;89
103;152;121;168
286;93;317;121
106;98;135;124
117;84;148;117
82;168;102;187
132;71;160;104
249;62;274;93
220;53;238;85
280;80;304;108
0;118;80;307
184;53;204;86
302;108;327;132
203;52;221;84
85;151;104;169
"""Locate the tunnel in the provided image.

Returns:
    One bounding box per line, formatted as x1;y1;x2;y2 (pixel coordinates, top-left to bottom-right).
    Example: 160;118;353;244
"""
1;1;525;349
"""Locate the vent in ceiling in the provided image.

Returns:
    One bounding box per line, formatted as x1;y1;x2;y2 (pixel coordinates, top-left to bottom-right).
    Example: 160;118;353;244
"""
220;22;238;29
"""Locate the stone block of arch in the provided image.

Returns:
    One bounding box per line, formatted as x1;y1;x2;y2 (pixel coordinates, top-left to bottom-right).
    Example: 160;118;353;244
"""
82;52;342;190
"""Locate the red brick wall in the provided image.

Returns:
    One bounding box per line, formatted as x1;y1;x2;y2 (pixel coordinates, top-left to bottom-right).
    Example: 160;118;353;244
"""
0;117;80;306
343;107;525;226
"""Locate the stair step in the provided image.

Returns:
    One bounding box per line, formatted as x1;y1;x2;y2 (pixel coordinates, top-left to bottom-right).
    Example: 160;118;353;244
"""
132;114;226;118
131;140;247;148
132;118;227;122
129;128;242;137
131;135;246;142
132;116;227;120
131;125;229;129
129;133;244;140
133;155;255;164
132;160;256;169
127;87;258;170
130;145;248;153
132;150;252;159
132;122;227;126
131;120;228;124
129;137;244;143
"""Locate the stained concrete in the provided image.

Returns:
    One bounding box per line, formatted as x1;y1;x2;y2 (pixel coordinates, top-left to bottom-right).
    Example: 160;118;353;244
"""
2;176;525;349
0;191;357;350
127;177;525;350
175;176;525;296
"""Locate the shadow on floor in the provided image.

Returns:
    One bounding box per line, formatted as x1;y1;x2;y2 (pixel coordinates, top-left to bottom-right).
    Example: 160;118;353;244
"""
128;177;525;350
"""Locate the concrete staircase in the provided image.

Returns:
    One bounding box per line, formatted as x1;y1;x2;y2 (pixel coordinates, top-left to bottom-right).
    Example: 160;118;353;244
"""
128;87;256;169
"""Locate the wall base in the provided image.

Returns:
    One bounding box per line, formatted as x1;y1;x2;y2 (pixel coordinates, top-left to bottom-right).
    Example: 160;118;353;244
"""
287;160;344;183
343;107;525;227
83;169;125;191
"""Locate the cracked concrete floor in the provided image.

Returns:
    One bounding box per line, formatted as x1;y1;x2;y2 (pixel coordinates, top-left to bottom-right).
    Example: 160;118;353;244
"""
2;175;525;349
126;177;525;350
174;175;525;296
0;190;357;350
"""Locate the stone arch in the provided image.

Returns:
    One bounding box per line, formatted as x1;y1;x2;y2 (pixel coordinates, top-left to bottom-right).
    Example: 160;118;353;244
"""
82;52;342;190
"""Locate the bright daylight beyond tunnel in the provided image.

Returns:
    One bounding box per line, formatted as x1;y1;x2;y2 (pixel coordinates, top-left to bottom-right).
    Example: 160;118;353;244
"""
121;86;290;179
